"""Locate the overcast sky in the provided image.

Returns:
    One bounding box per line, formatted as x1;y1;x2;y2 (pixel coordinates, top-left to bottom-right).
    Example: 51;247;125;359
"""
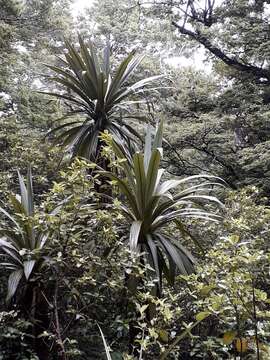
71;0;93;16
70;0;210;71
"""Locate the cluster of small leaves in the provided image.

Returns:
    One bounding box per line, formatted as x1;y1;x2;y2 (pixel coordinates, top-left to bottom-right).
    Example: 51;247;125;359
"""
176;189;270;359
0;116;62;200
0;310;38;359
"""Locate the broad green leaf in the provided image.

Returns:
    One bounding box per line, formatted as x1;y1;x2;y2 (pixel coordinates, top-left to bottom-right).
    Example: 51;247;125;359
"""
223;331;237;345
200;285;216;296
50;76;92;106
158;329;169;343
44;64;87;92
195;311;211;321
105;50;136;104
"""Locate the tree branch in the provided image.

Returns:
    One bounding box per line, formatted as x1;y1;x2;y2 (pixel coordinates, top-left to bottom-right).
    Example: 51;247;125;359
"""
172;21;270;84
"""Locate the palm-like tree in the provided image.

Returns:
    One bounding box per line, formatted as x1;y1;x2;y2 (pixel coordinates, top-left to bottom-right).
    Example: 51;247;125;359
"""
101;122;224;292
0;167;56;301
0;168;61;358
43;35;160;162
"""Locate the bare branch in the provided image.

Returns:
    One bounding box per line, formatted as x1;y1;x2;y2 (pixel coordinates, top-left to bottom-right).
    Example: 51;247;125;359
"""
172;21;270;84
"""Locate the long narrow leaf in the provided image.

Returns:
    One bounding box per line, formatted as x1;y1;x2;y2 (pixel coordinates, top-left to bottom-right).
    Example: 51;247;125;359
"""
98;325;112;360
23;260;35;280
133;153;146;216
26;166;34;217
7;269;23;301
129;220;142;252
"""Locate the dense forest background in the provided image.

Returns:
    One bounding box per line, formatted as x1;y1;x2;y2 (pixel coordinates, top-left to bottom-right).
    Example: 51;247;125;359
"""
0;0;270;359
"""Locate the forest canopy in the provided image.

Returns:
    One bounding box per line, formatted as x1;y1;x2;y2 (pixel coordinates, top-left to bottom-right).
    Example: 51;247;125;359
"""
0;0;270;359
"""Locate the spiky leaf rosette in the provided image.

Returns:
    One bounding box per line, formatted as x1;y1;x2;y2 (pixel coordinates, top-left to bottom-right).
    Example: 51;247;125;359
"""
0;167;58;301
43;35;161;161
101;122;225;292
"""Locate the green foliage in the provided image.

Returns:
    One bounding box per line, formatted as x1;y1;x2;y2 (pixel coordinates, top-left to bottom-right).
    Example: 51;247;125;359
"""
1;1;270;359
0;310;38;359
44;35;160;161
0;117;61;199
77;0;182;60
0;0;72;121
101;123;223;293
0;167;59;301
177;189;270;359
162;67;270;195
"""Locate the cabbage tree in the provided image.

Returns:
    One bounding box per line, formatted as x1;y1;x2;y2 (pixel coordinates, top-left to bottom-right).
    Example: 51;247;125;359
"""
0;167;62;357
0;167;57;301
43;35;160;163
101;122;224;293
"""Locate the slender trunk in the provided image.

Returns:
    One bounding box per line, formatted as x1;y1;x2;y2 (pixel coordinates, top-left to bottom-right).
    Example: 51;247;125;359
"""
53;280;67;360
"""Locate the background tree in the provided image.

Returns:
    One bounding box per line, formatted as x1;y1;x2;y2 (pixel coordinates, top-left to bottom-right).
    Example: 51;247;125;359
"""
0;0;72;122
133;0;270;196
76;0;182;61
0;0;73;194
1;1;270;359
